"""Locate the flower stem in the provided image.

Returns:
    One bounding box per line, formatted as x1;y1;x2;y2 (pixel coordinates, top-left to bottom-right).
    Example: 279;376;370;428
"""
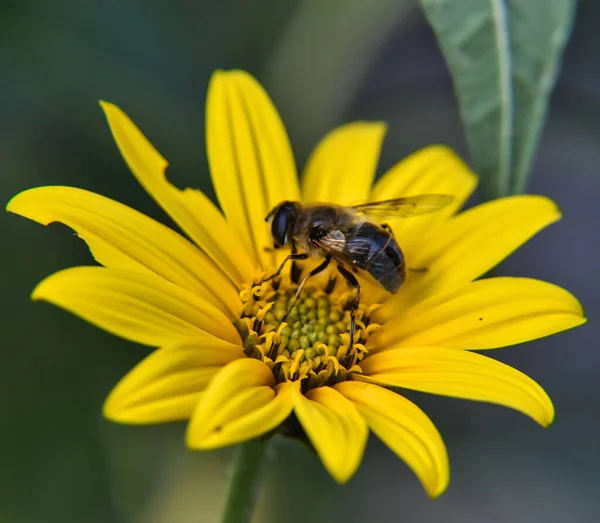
221;439;267;523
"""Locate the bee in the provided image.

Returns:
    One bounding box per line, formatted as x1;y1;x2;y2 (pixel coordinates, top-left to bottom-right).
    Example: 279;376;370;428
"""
264;194;454;348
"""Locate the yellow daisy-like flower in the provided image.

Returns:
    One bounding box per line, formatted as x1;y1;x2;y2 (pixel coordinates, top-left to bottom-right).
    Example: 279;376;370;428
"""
7;70;585;497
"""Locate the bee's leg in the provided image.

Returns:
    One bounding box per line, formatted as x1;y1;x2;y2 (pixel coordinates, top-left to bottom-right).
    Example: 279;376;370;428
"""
409;267;428;273
289;243;303;284
336;264;361;351
324;275;337;294
283;256;331;321
262;252;310;283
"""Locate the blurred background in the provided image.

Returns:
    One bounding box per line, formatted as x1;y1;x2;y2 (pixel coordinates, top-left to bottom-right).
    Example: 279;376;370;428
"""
2;1;598;522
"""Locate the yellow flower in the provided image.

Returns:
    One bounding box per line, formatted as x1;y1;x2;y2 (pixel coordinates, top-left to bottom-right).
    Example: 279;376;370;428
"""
7;70;585;498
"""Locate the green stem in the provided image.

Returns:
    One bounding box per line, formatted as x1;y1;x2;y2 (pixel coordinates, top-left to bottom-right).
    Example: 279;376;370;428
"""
221;439;268;523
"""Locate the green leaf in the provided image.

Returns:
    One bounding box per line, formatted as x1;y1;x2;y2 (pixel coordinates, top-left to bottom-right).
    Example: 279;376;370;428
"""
509;0;577;193
419;0;576;200
420;0;513;200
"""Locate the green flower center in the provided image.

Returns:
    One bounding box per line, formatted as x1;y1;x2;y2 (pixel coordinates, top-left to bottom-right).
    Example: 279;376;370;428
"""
236;279;382;391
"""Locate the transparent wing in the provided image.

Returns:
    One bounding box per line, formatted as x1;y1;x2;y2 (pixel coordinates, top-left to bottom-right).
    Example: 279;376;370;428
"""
315;225;404;291
314;230;352;258
315;226;371;267
352;194;454;218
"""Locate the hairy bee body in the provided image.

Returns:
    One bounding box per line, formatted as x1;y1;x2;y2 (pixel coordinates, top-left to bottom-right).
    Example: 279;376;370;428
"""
273;203;405;293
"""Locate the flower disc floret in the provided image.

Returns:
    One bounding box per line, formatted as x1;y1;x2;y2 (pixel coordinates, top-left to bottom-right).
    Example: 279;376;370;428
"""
236;280;381;390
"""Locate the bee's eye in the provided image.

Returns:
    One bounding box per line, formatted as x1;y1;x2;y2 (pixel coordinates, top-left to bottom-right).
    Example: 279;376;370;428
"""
271;208;291;247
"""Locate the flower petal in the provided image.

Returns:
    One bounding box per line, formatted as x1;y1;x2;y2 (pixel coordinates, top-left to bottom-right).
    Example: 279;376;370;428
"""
186;358;296;449
206;70;300;269
32;267;240;346
380;195;561;314
335;381;448;498
7;186;240;318
99;100;254;286
369;146;477;256
371;146;476;204
301;122;387;205
292;386;368;483
104;338;245;423
373;277;585;350
359;347;554;427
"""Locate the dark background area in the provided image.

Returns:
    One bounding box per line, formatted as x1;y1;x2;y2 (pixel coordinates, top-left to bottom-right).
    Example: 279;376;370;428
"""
1;1;598;522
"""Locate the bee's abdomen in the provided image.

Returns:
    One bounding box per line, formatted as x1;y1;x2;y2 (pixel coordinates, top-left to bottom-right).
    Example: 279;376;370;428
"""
368;237;405;293
347;223;405;293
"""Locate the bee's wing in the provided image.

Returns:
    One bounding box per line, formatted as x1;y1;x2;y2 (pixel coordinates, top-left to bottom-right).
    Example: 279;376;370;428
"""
314;230;351;257
352;194;454;218
314;228;371;265
315;227;403;291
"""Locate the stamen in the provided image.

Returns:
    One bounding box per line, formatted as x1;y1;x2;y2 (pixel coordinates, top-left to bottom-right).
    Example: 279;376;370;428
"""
236;279;381;391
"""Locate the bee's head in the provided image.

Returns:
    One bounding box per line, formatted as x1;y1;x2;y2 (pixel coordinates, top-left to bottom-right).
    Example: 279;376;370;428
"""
265;201;300;248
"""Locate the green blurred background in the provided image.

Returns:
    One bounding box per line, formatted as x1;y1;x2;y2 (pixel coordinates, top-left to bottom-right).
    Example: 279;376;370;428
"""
2;1;598;522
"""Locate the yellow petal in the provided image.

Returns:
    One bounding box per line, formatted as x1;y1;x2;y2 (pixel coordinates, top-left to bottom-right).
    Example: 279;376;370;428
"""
373;277;585;350
380;195;561;315
32;267;240;346
293;386;368;483
99;100;255;286
7;186;240;318
370;146;477;256
301;122;387;205
186;358;296;449
335;381;448;498
104;338;244;423
359;347;554;427
206;70;300;269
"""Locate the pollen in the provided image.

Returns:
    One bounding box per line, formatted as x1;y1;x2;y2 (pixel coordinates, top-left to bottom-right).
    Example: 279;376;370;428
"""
235;279;382;391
